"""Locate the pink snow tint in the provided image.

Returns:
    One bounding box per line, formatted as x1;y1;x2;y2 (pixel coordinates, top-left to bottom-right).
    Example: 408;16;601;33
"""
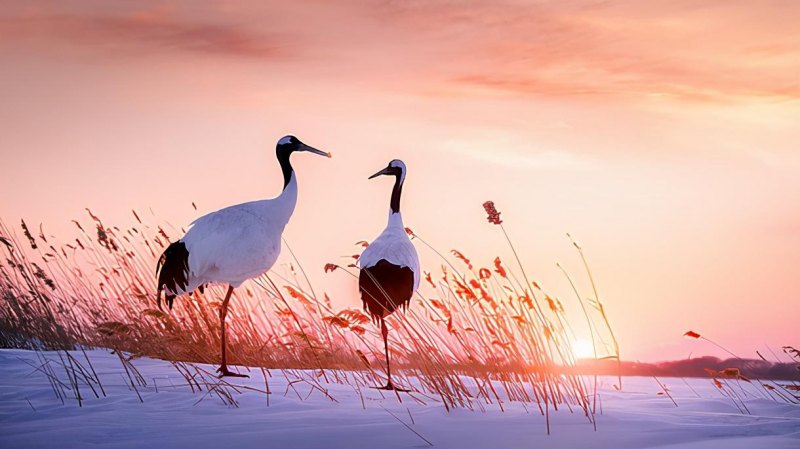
0;349;798;449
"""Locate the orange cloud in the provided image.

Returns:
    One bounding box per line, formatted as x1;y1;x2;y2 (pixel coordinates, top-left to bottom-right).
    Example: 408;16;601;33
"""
368;0;800;102
0;8;285;59
2;1;797;103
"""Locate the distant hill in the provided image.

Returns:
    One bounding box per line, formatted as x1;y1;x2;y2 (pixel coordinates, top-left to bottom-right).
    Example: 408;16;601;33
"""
571;356;800;381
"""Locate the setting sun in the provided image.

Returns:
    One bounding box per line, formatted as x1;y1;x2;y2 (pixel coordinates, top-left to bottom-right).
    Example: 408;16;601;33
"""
572;339;595;360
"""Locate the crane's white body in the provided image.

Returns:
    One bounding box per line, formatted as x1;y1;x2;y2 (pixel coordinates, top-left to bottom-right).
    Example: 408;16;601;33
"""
359;202;420;291
178;173;297;292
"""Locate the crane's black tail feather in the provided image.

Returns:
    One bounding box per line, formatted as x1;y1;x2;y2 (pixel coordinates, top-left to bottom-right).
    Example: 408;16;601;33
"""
156;241;190;311
359;260;414;323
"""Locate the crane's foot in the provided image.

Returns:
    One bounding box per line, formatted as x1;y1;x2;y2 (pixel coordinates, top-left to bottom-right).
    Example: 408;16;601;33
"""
217;366;249;378
372;381;410;392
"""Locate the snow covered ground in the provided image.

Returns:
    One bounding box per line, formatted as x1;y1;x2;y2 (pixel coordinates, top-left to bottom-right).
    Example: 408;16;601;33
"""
1;349;798;449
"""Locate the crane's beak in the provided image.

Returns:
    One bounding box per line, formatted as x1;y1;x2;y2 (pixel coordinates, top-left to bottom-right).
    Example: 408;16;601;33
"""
299;143;332;158
368;167;391;180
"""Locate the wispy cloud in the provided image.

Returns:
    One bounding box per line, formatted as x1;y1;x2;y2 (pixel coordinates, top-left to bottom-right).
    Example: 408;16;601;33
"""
1;0;798;103
370;0;800;103
0;8;286;59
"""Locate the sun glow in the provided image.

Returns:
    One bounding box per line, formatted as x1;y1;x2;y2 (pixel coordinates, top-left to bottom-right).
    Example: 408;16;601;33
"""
572;339;595;360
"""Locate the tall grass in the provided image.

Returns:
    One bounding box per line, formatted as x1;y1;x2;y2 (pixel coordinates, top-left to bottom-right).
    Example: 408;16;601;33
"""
0;203;620;430
683;331;800;406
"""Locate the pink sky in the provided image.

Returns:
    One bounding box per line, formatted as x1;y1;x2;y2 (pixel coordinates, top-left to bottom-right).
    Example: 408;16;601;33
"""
1;0;798;361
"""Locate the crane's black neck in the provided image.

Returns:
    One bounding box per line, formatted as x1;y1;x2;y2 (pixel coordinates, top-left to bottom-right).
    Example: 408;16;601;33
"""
390;174;403;214
277;149;294;189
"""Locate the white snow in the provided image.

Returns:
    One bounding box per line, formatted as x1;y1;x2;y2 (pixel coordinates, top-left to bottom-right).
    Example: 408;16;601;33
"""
1;349;798;449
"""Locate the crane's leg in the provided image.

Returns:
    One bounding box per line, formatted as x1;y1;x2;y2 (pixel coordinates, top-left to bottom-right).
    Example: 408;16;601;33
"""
382;317;392;388
374;317;409;391
217;286;248;378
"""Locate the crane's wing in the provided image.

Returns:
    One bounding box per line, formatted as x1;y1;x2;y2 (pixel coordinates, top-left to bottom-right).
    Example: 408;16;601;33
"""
359;229;420;291
181;201;289;281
